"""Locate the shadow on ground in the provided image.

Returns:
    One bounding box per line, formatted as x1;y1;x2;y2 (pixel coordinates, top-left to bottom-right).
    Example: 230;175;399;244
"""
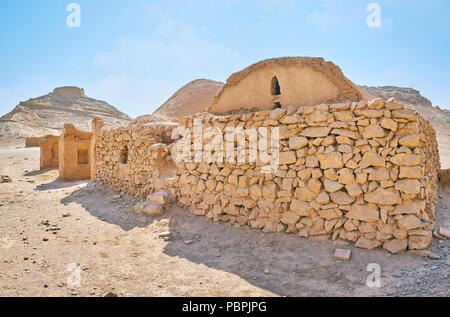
57;182;450;297
60;184;166;231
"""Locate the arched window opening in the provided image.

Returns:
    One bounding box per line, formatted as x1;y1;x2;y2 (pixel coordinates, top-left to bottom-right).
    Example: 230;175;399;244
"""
120;146;128;164
271;76;281;96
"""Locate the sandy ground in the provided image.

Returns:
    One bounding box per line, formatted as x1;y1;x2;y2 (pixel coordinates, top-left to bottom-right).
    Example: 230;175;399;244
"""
0;140;448;297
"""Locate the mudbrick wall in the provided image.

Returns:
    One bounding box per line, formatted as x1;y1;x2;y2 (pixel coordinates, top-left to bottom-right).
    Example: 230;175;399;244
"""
93;97;440;253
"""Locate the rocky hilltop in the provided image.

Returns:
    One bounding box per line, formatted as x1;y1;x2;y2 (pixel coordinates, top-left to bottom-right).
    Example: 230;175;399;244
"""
0;86;132;138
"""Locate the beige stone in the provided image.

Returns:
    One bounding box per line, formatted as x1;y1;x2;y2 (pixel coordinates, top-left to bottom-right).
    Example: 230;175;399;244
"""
399;166;422;179
364;188;401;205
281;212;300;226
324;179;344;193
398;215;422;231
345;204;379;222
279;151;297;165
408;232;432;250
395;179;421;195
399;134;420;148
345;183;363;198
318;152;344;169
393;200;424;215
359;152;385;168
300;127;332;138
355;236;382;250
147;191;173;206
383;239;407;254
390;154;421;166
134;201;164;217
289;137;309;150
330;191;355;205
363;124;386;139
290;199;311;216
380;118;398;131
333;249;351;261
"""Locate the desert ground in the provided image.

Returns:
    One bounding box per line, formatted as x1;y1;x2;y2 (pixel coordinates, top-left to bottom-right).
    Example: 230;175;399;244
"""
0;139;448;297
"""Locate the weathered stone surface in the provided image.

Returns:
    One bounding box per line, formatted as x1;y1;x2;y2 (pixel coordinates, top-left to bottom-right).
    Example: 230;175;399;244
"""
290;199;312;216
333;249;351;261
398;215;422;231
330;191;355;205
345;204;379;222
359;152;385;168
355;109;384;118
368;168;390;181
281;212;300;226
289;136;309;150
279;151;297;165
345;183;363;198
324;179;344;193
390;154;421;166
408;232;432;250
318;152;344;169
331;129;360;140
364;188;402;205
392;109;417;121
380;118;398;131
355;236;382;250
300;127;331;138
383;239;407;254
399;134;420;148
134;201;164;217
147;191;173;206
395;179;421;195
399;166;422;179
363;124;386;139
393;200;424;215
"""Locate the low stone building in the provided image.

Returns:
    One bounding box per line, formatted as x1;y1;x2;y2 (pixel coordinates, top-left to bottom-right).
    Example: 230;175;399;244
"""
91;57;441;253
58;124;93;181
40;135;60;169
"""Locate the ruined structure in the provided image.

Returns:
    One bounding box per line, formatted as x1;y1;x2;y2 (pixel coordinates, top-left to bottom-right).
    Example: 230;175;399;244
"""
208;57;362;114
58;124;93;181
39;135;60;169
91;57;440;253
25;137;43;147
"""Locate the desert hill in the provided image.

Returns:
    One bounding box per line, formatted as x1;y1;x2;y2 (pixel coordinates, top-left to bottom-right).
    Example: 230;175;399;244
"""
133;79;224;124
0;86;132;138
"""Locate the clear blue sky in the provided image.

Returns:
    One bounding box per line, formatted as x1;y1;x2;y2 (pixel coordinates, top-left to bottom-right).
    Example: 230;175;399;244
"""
0;0;449;118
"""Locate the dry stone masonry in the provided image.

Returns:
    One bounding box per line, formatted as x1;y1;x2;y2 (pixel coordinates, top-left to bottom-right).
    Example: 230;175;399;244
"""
93;97;440;253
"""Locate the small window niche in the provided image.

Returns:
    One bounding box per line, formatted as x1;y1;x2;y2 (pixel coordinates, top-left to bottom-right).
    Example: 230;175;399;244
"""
270;76;281;96
120;146;128;164
77;144;89;165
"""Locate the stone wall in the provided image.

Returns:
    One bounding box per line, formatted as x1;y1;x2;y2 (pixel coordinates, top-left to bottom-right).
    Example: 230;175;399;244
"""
93;98;440;253
94;122;178;197
26;137;43;147
59;124;93;181
40;135;60;169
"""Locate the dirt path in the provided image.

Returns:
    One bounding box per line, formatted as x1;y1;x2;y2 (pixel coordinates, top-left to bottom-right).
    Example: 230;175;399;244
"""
0;140;448;297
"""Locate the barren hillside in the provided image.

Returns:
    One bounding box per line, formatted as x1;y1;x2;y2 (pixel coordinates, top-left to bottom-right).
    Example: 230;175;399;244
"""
134;79;224;124
0;86;132;138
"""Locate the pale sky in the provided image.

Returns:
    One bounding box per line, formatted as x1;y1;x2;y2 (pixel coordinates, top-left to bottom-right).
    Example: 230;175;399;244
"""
1;0;449;118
